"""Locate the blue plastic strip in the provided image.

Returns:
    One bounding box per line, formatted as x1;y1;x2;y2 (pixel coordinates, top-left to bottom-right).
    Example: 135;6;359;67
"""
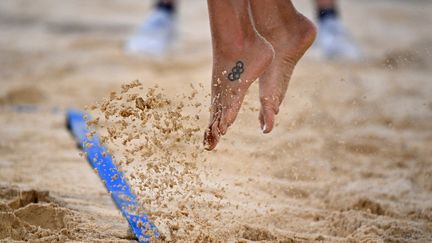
66;109;158;242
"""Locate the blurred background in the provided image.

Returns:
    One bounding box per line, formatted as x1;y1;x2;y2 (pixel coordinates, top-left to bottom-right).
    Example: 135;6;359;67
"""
0;0;431;107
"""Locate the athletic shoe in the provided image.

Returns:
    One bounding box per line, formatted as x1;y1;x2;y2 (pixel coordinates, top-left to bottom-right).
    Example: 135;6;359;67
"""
125;9;176;56
316;17;361;60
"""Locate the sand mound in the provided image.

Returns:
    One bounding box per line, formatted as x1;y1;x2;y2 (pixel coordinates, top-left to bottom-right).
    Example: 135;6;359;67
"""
0;185;131;242
0;186;70;241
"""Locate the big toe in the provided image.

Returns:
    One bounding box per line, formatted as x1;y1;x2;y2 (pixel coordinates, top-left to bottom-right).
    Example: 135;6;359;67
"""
217;98;244;135
259;99;278;134
203;117;221;151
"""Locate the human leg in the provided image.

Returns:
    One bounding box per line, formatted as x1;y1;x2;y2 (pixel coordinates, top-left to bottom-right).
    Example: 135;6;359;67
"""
204;0;274;150
250;0;316;133
314;0;361;59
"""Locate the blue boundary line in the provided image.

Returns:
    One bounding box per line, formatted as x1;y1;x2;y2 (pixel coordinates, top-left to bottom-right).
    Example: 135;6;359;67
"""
66;109;158;242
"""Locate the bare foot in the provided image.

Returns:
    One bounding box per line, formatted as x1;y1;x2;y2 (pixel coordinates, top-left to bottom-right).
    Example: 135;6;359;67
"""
204;35;274;150
258;14;316;133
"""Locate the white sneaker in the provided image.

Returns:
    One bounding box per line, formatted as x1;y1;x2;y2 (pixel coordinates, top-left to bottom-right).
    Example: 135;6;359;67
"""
125;9;176;56
316;17;361;60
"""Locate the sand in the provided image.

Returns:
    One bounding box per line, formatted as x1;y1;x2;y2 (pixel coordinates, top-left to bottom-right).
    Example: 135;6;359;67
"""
1;0;432;242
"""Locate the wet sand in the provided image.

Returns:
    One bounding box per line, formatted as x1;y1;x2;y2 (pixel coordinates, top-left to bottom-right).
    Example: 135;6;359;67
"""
1;0;431;242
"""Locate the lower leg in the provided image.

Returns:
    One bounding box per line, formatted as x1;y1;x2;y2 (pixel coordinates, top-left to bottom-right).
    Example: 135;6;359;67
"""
315;0;361;59
315;0;337;9
204;0;274;150
250;0;316;133
155;0;176;13
315;0;339;22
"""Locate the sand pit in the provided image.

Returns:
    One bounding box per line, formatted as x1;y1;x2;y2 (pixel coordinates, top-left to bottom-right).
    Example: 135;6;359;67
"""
0;0;432;242
0;186;132;242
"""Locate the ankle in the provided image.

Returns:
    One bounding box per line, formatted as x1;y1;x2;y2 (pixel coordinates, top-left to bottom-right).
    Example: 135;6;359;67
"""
267;14;316;47
215;32;268;57
296;15;317;45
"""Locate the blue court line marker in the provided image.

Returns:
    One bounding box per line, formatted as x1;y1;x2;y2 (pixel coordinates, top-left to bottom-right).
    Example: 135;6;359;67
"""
66;109;158;242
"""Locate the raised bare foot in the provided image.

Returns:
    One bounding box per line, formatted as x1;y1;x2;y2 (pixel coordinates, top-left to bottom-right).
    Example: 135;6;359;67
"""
257;13;316;133
204;35;274;150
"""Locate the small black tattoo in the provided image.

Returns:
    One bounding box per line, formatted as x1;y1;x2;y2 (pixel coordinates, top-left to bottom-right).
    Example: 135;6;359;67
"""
228;61;244;81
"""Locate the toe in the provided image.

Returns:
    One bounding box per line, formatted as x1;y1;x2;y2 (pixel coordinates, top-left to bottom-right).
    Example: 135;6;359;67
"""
203;116;221;151
218;108;229;135
260;98;277;134
261;107;275;134
218;99;242;136
218;117;228;135
259;110;265;130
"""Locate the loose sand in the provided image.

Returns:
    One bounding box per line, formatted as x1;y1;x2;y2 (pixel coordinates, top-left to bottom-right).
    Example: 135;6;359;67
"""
1;0;431;242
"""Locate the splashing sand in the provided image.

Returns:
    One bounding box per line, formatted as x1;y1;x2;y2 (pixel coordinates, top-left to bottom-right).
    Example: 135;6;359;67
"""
87;80;228;241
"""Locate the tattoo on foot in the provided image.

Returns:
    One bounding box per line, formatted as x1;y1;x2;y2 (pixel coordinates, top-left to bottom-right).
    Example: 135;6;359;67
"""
228;61;244;81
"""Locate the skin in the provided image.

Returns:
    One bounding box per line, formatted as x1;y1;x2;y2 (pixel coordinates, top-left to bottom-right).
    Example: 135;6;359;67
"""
159;0;336;8
204;0;316;150
158;0;337;8
250;0;317;134
151;0;338;149
204;0;274;150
